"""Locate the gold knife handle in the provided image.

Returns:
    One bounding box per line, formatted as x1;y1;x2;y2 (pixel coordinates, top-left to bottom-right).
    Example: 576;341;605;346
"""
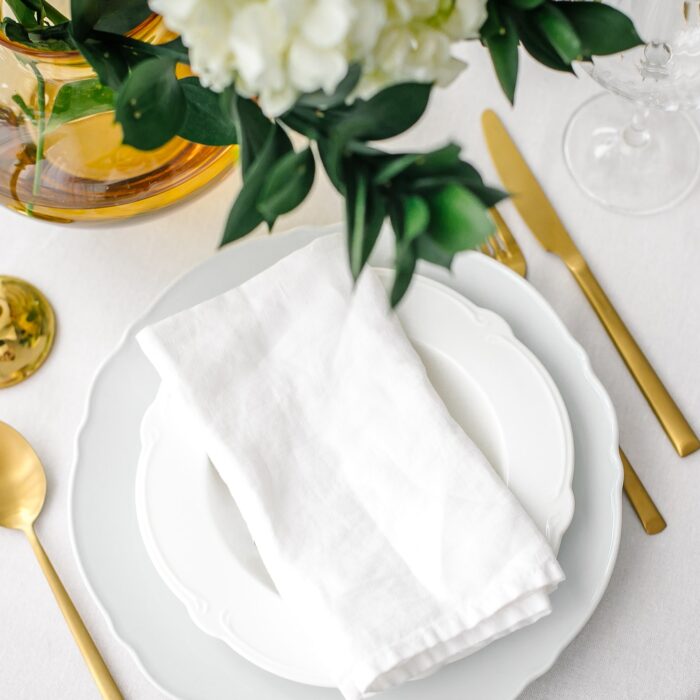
620;449;666;535
572;261;699;457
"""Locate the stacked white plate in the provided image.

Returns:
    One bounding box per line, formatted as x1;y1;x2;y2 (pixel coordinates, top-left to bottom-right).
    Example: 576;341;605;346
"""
70;224;622;700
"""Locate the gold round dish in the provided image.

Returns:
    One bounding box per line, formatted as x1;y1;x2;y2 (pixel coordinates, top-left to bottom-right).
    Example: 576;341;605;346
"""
0;276;55;388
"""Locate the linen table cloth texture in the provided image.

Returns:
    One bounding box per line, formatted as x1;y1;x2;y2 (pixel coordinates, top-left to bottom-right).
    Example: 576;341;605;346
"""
136;235;564;700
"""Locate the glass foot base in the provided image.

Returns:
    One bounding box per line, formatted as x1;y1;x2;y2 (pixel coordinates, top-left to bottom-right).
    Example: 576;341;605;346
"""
563;93;700;215
0;277;55;388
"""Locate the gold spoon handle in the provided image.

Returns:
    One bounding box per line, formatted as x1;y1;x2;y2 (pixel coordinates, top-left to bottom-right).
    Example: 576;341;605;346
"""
24;526;123;700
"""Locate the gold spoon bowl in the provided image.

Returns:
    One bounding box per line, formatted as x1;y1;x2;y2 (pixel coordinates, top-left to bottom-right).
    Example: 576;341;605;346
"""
0;421;122;699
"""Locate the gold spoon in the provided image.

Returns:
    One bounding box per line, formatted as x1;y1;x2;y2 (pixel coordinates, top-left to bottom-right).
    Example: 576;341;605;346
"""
0;421;122;699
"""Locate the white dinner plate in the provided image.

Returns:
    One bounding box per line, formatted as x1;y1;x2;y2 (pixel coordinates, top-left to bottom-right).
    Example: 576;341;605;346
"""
70;223;622;700
134;266;575;687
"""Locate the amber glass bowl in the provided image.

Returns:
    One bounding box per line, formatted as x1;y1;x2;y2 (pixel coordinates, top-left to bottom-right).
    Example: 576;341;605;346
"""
0;14;237;222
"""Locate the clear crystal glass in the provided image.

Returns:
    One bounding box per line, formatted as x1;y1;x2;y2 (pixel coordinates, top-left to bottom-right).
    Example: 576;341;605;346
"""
563;0;700;215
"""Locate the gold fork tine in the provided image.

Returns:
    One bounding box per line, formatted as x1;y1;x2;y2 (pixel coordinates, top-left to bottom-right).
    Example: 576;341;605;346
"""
489;208;527;277
483;207;666;535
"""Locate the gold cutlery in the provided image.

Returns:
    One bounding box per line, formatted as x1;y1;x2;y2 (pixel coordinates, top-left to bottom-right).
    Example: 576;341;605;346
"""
483;209;666;534
0;421;123;699
482;110;699;458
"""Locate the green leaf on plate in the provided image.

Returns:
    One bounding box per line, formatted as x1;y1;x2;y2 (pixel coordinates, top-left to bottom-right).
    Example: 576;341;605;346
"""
257;147;315;224
47;78;114;132
427;184;495;254
115;57;185;150
177;77;238;146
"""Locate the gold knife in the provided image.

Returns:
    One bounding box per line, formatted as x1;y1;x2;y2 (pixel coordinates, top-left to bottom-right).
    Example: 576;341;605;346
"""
482;109;699;458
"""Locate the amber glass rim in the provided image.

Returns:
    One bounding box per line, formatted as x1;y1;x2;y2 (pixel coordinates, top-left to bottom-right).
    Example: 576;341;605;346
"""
0;11;160;63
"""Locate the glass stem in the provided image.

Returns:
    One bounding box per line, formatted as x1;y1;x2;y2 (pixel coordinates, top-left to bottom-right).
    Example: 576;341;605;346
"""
622;104;651;149
27;62;46;216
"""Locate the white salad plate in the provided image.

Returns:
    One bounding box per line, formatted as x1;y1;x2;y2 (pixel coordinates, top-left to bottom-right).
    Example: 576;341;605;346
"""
134;266;575;687
70;223;622;700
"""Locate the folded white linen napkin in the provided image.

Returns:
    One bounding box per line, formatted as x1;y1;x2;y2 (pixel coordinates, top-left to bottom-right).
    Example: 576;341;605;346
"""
137;234;564;699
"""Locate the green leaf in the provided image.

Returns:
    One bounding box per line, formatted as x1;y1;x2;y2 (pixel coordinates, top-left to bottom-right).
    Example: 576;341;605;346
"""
47;78;114;132
391;244;417;307
115;58;185;150
25;21;74;50
1;18;31;44
317;136;345;193
71;0;150;39
480;0;504;40
221;124;293;245
532;4;582;64
516;14;574;72
415;236;454;269
373;153;423;185
401;143;462;178
92;32;190;63
43;2;69;25
6;0;39;28
506;0;545;8
295;64;361;110
70;0;102;40
280;107;324;140
257;147;315;225
400;195;430;244
177;77;238;146
346;165;386;279
558;2;642;56
12;94;35;121
484;12;519;104
231;95;274;176
340;81;432;142
465;183;508;208
427;184;495;254
72;35;131;89
93;0;151;34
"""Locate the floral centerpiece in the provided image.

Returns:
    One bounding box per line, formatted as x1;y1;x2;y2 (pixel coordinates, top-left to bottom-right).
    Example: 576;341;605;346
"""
2;0;641;301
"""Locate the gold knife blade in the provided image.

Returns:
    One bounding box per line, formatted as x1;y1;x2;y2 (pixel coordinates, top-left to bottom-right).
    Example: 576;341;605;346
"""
482;109;699;457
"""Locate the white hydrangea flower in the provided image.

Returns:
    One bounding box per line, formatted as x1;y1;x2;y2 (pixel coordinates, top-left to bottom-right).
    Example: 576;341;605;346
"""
150;0;488;116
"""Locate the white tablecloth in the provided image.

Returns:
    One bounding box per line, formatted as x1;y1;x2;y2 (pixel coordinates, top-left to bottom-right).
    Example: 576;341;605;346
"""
1;45;699;700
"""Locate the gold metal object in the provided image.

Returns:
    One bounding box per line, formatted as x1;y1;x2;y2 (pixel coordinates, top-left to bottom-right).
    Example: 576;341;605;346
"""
0;421;123;699
484;208;667;534
482;109;699;458
619;448;667;535
0;276;55;388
